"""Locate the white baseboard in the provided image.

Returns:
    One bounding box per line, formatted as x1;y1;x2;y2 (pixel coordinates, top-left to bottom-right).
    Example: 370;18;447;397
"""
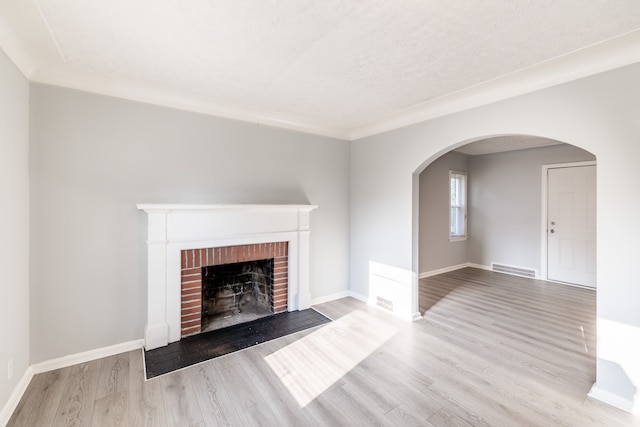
311;290;370;306
348;290;369;303
419;262;490;278
31;339;144;374
0;366;34;427
310;290;351;305
467;263;491;271
589;384;638;415
1;339;143;425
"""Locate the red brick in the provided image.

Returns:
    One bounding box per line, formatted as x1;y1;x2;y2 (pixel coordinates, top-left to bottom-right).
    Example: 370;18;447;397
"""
181;284;201;292
273;296;287;305
181;281;201;290
181;290;201;299
182;275;201;283
181;306;201;316
182;299;201;308
192;249;198;268
181;267;201;276
182;289;200;298
181;312;200;322
181;326;200;337
182;318;200;327
182;250;190;268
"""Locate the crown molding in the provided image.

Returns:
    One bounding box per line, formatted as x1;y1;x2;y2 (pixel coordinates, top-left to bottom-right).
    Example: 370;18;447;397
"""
0;0;62;78
348;30;640;140
29;64;351;140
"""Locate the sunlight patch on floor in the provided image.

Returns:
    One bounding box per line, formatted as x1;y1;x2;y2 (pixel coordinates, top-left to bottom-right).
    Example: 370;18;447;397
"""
264;308;399;407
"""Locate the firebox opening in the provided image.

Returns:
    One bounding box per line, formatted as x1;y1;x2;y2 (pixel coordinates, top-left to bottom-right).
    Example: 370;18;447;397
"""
201;258;274;333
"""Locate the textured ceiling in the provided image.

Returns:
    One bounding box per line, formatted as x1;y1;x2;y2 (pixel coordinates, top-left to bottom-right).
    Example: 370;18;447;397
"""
3;1;640;138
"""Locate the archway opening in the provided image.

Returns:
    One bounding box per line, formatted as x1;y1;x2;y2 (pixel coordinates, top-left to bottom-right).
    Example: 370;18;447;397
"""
412;133;598;394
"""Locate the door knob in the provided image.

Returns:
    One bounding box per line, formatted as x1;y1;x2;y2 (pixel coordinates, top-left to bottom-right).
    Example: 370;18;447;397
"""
550;229;555;234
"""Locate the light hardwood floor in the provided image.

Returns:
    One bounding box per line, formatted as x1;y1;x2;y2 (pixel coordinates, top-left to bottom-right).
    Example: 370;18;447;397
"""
8;267;640;426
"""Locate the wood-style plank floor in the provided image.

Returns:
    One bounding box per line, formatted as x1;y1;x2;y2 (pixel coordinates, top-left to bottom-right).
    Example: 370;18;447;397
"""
8;268;640;426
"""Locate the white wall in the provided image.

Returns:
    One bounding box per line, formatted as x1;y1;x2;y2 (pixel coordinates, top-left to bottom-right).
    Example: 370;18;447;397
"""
467;144;594;274
0;50;30;413
419;151;469;273
351;63;640;413
29;84;350;363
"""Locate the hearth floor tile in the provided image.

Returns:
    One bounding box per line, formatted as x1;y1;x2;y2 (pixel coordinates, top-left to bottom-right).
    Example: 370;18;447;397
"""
143;308;331;378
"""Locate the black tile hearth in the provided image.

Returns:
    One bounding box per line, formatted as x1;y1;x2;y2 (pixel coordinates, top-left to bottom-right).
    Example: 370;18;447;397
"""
143;308;331;379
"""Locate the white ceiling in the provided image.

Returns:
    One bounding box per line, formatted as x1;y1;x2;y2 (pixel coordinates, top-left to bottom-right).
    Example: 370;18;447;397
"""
2;0;640;140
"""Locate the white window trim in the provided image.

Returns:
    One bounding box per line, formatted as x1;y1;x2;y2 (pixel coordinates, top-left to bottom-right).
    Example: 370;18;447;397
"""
449;170;468;242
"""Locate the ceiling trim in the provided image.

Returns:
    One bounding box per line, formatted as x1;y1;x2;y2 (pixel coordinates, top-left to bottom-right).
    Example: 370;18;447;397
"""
349;29;640;140
29;65;351;140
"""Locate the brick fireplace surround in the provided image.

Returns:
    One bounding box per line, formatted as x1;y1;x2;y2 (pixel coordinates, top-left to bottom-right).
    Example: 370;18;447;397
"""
138;204;317;350
180;242;288;337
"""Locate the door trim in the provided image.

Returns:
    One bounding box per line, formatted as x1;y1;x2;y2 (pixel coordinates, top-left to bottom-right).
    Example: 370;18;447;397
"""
540;160;596;282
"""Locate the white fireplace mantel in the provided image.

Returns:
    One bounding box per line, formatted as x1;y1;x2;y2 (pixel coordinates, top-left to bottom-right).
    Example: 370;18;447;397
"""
138;203;318;350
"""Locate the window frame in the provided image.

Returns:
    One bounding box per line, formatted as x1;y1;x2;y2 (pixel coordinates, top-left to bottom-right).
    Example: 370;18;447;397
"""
449;170;468;242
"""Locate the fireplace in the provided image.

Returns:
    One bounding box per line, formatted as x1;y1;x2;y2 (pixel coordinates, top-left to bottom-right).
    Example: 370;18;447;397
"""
180;242;289;337
138;204;317;350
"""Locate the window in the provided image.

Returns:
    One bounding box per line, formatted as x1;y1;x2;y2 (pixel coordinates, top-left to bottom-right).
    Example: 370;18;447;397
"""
449;170;467;241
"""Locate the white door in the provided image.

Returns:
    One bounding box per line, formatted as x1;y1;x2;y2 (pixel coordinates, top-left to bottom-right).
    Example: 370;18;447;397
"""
547;165;596;287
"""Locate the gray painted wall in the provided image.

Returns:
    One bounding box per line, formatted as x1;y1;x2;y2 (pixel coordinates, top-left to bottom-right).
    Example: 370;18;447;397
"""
0;50;30;411
351;63;640;409
467;144;594;274
29;84;350;363
419;151;469;272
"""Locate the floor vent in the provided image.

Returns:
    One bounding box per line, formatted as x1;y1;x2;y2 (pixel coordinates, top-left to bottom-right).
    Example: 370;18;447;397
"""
491;263;536;278
376;296;394;312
